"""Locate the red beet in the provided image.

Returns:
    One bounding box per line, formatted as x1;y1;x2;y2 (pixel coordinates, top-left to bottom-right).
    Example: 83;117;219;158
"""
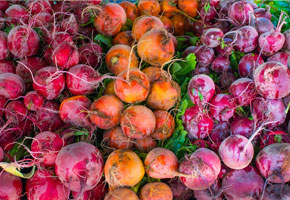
228;1;254;26
179;148;221;190
230;117;253;138
55;142;104;192
0;31;9;60
7;26;40;58
229;78;256;106
267;52;289;66
30;12;52;28
256;143;290;183
222;166;264;200
263;183;290;200
254;61;290;99
26;170;69;200
33;67;65;100
200;28;224;48
187;74;215;105
61;14;78;35
254;17;274;34
182;106;214;139
219;135;254;169
66;64;101;95
0;146;3;161
211;55;230;73
72;181;107;200
31;131;64;166
59;95;92;128
210;121;231;144
27;0;52;15
52;42;80;70
0;73;25;99
254;7;271;20
5;4;29;26
284;29;290;50
194;45;215;66
24;91;44;111
0;1;9;12
0;60;15;74
79;43;103;68
0;172;23;200
238;53;264;78
252;98;286;128
193;182;222;200
4;100;27;122
235;26;259;53
209;94;236;122
34;101;64;132
167;178;194;200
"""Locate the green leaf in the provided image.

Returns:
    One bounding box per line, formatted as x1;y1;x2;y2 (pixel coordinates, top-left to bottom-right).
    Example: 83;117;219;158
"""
274;135;283;143
0;163;35;179
189;36;200;46
230;51;245;73
198;91;203;101
94;34;112;47
204;2;211;13
121;19;133;31
174;53;197;76
74;130;89;136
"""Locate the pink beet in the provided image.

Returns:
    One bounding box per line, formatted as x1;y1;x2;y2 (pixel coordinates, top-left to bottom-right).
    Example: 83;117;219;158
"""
267;52;289;66
7;26;40;59
0;73;25;99
209;94;236;122
222;166;264;200
179;148;221;190
52;42;79;70
55;142;104;192
238;53;264;78
31;131;64;167
229;78;256;106
219;135;254;169
0;172;23;200
5;4;29;26
0;31;9;60
230;117;253;138
79;43;103;68
0;60;15;73
33;67;65;100
256;143;290;183
26;170;69;200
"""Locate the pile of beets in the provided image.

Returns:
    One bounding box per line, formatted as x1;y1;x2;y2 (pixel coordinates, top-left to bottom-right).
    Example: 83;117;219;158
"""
0;0;289;200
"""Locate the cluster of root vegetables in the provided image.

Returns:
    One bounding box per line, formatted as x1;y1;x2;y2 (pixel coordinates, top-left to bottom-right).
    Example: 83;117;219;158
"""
0;0;289;200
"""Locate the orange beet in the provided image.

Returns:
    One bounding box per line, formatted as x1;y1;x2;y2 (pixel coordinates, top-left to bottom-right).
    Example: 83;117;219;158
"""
144;148;178;179
119;1;140;22
178;0;199;18
104;80;116;96
89;95;124;130
114;69;150;103
103;126;134;150
171;14;186;36
112;31;134;46
135;136;157;152
121;105;156;140
141;66;167;83
94;3;126;36
104;149;145;188
138;0;160;16
146;79;180;110
160;16;174;33
161;0;179;13
137;29;175;66
104;188;139;200
105;44;138;75
140;182;173;200
132;15;164;41
152;110;175;140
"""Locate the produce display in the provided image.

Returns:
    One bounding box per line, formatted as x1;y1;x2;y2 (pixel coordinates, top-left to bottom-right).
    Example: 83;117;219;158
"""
0;0;289;200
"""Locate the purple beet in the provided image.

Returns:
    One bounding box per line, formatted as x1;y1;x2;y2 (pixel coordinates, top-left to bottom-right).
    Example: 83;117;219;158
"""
238;53;264;78
235;26;259;53
230;117;253;138
194;45;215;66
211;55;230;73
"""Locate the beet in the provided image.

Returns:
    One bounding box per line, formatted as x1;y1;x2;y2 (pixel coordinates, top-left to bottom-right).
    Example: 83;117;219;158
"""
228;1;254;26
235;26;258;53
194;45;215;66
211;55;231;73
79;43;103;68
267;52;289;66
222;166;264;200
0;172;23;200
230;117;253;138
0;60;15;74
229;78;256;106
55;142;104;192
238;53;264;78
209;94;236;122
200;28;224;48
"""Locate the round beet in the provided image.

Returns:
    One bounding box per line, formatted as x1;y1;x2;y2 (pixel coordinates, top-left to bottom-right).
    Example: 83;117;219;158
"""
254;61;290;99
59;95;92;128
263;183;290;200
0;60;15;74
219;135;254;169
5;100;27;122
200;28;224;48
66;64;101;95
61;13;78;35
24;91;44;111
194;45;214;66
33;67;65;100
90;95;124;130
27;0;52;15
7;26;40;58
259;30;285;56
256;143;290;183
235;26;258;53
228;1;253;26
79;43;102;68
182;106;214;139
0;73;25;99
238;53;264;78
254;17;274;34
284;29;290;50
52;42;79;70
222;166;264;200
267;52;289;67
179;148;221;190
209;94;236;122
230;117;253;138
151;110;175;140
0;31;9;60
211;55;230;73
103;126;134;150
31;131;64;167
229;78;256;106
5;4;29;26
188;74;215;105
55;142;104;192
121;105;156;139
26;170;69;200
0;172;22;200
